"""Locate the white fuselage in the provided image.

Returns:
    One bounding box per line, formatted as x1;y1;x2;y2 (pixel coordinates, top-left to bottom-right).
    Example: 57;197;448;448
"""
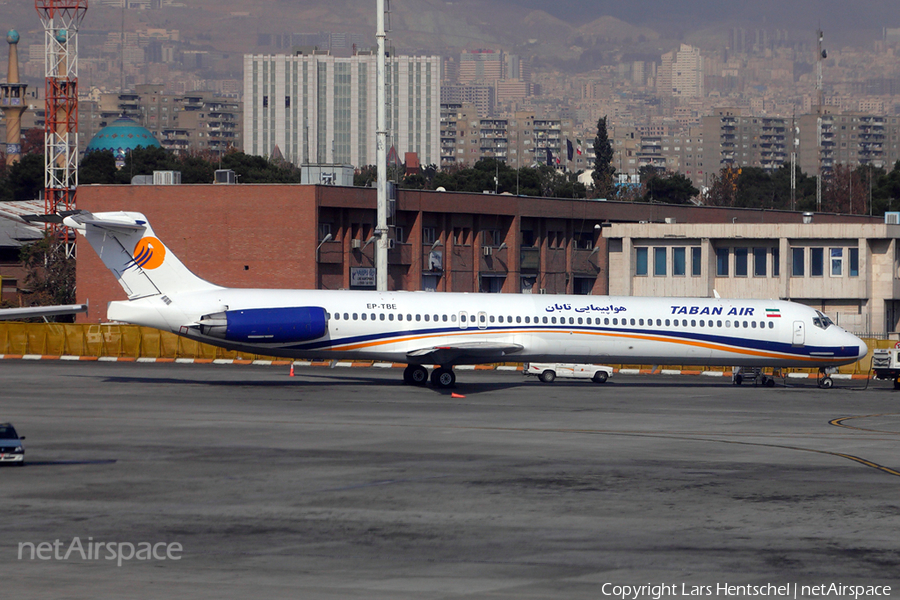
109;289;868;368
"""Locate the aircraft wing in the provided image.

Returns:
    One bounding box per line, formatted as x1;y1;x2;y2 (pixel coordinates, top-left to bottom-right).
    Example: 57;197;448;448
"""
0;304;88;321
406;341;524;365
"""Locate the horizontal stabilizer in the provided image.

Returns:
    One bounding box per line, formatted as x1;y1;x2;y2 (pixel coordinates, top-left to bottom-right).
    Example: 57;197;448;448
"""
0;304;88;321
407;341;523;365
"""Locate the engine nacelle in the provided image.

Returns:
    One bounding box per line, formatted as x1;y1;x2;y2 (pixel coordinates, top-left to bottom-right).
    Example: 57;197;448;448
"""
198;306;328;344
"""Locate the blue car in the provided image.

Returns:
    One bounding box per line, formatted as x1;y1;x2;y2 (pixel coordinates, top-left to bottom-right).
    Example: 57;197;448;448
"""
0;423;25;466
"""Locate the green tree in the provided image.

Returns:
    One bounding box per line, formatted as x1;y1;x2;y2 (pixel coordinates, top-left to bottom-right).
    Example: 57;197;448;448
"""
591;116;615;199
3;153;44;201
79;150;118;185
177;154;217;184
115;146;177;183
17;232;76;321
642;172;699;204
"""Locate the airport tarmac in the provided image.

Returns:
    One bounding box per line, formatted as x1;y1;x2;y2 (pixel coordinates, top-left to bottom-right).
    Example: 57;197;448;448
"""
2;361;899;599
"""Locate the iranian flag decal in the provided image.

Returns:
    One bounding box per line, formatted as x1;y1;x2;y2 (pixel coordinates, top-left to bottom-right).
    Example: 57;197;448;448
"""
766;308;781;318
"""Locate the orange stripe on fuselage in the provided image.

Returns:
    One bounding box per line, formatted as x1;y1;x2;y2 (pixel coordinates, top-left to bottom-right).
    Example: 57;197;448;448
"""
323;328;847;363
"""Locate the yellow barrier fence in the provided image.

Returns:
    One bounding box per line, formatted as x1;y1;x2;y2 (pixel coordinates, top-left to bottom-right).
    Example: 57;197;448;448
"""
0;323;282;362
0;323;888;375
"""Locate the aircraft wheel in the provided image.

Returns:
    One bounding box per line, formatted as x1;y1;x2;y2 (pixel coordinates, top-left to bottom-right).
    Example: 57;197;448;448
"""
765;377;776;388
539;370;556;383
431;367;455;389
733;374;743;386
592;371;608;384
404;365;428;385
819;377;834;389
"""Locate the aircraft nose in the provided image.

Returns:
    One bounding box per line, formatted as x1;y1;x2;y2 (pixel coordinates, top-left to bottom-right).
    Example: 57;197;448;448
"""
855;337;869;360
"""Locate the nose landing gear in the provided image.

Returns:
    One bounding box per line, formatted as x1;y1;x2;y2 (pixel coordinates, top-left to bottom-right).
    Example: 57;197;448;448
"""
817;368;834;389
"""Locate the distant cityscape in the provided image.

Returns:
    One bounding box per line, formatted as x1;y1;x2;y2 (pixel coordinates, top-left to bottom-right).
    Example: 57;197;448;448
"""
5;1;900;191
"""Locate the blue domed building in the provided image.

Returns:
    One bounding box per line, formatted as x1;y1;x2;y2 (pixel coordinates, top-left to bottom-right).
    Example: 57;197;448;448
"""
85;117;161;167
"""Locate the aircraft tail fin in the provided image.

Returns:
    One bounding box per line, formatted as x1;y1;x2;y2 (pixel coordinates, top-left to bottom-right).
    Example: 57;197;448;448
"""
64;211;220;300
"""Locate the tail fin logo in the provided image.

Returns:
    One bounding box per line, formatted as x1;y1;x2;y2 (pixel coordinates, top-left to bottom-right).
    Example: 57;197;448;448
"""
131;237;166;270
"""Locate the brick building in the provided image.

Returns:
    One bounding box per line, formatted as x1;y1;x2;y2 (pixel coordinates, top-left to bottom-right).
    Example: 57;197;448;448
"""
74;184;883;328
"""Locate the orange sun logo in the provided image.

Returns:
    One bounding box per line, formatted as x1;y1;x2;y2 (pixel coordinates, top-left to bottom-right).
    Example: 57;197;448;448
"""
132;237;166;270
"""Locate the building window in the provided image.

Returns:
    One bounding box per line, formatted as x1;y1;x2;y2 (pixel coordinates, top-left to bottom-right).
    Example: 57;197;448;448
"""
792;248;805;277
635;247;648;276
673;247;686;276
734;248;748;277
811;248;824;277
691;247;702;276
772;247;780;277
423;227;436;245
654;247;667;276
753;247;767;277
849;247;859;277
716;248;729;276
830;248;843;276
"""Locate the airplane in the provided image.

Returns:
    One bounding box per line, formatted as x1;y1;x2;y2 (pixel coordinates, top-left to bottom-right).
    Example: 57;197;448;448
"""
62;210;868;389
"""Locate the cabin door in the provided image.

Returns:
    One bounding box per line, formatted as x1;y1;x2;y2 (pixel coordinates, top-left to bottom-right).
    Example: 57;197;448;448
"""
792;320;805;346
458;311;469;329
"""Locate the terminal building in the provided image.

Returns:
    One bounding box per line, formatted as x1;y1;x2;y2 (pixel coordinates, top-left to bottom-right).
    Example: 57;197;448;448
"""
73;183;900;337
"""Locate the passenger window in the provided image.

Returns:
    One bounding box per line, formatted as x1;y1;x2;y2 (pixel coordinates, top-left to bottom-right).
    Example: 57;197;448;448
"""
743;321;748;328
489;316;495;323
353;313;358;320
416;314;421;321
389;314;394;321
656;319;662;326
577;317;583;325
717;320;722;327
604;318;610;325
380;314;385;321
443;315;448;322
630;318;636;325
699;320;704;327
551;317;557;324
460;314;466;322
498;316;503;323
362;313;367;320
682;320;688;326
613;318;618;325
435;315;440;322
451;314;456;322
691;320;696;327
517;316;522;323
665;319;670;326
479;315;485;323
397;314;403;321
725;320;731;327
344;313;349;320
371;313;376;320
543;317;548;324
524;317;530;324
407;314;412;321
751;321;756;328
425;314;430;321
768;321;774;328
639;319;644;326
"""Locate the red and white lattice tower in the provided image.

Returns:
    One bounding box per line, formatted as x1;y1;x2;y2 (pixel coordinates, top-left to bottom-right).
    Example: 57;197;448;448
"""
34;0;87;248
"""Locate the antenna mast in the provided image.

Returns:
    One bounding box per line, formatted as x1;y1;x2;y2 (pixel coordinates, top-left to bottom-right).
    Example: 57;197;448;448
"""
375;0;389;291
35;0;87;254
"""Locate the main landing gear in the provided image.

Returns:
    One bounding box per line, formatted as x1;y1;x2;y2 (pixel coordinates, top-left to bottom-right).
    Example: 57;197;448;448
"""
403;364;456;389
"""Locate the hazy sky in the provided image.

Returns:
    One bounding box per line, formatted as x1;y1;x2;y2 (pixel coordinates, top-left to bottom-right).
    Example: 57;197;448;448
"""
502;0;896;44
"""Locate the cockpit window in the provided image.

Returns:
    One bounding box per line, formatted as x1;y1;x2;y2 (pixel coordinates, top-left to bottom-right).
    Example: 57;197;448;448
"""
813;311;833;330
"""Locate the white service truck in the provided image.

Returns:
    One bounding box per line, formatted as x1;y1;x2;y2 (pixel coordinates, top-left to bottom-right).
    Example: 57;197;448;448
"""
872;347;900;388
524;363;613;384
